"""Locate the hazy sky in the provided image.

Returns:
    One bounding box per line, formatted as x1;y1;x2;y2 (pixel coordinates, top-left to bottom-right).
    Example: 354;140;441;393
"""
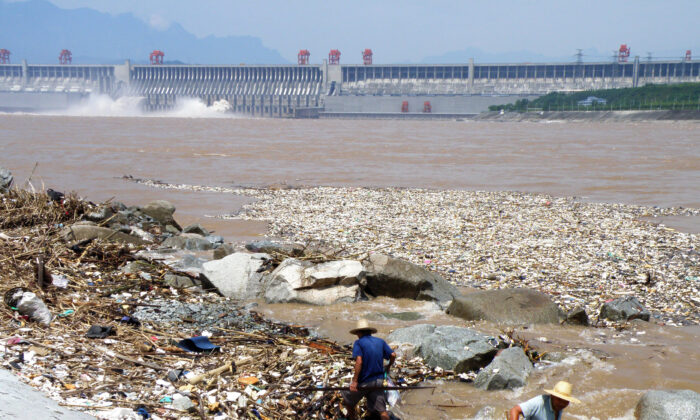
46;0;699;63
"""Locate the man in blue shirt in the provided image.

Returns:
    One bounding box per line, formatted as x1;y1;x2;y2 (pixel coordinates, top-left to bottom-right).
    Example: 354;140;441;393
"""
341;319;396;420
508;381;581;420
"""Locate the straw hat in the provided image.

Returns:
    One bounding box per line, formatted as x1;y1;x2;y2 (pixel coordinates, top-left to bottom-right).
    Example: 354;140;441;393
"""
349;319;377;335
544;381;581;404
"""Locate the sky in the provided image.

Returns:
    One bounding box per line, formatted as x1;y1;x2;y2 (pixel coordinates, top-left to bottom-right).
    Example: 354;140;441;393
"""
44;0;700;64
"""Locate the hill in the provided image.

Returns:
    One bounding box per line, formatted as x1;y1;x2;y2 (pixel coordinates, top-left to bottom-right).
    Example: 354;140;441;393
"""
489;83;700;112
0;0;288;64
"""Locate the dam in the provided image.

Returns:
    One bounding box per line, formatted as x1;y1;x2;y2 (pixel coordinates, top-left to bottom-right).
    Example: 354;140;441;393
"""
0;57;698;116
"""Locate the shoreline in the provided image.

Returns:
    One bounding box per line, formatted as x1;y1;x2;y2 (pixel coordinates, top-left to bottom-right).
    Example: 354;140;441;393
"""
2;183;699;419
129;177;700;326
317;109;700;121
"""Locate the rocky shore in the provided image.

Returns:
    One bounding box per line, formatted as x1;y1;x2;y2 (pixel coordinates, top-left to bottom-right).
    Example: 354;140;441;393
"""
132;178;700;327
2;166;700;419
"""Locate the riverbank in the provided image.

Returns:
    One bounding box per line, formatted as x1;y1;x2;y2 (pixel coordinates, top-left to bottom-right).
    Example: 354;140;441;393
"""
133;178;700;326
2;178;700;418
473;109;700;122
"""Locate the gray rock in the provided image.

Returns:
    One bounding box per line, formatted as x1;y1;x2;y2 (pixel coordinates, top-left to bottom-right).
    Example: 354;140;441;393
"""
164;273;201;289
136;250;208;276
213;243;236;260
474;347;533;390
172;393;194;411
201;252;270;299
564;306;590;326
300;260;364;288
84;206;115;223
420;326;500;373
141;200;181;229
446;288;564;325
61;224;146;246
635;389;700;420
262;258;361;305
362;253;459;304
599;296;650;322
121;260;156;274
386;324;437;357
165;224;181;235
245;240;304;257
290;284;361;305
205;235;224;245
183;223;210;236
167;254;208;276
387;324;499;373
0;166;13;192
161;233;215;251
381;311;424;321
540;352;567;363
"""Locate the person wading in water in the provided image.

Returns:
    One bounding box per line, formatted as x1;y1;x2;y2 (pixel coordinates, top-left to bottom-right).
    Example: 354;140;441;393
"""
508;381;581;420
341;319;396;420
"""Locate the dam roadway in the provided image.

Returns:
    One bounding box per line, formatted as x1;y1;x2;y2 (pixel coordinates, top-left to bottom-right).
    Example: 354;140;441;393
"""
0;58;698;116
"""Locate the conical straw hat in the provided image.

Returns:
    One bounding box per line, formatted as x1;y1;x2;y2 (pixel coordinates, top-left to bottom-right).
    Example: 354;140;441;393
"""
544;381;581;404
349;319;377;335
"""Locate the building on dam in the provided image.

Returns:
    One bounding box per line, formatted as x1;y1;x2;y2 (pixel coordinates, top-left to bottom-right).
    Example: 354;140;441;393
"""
0;53;698;117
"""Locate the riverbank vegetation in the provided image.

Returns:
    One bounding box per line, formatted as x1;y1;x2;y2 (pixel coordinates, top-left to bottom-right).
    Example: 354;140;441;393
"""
489;83;700;112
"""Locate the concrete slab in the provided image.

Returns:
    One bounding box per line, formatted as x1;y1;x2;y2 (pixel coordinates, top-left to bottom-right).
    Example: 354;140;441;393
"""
0;368;95;419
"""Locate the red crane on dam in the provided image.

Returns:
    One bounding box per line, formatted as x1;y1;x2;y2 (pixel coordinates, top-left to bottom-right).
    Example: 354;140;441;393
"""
150;50;165;65
298;49;310;65
618;44;630;63
685;50;692;61
328;49;341;65
0;49;10;64
59;49;72;64
363;49;373;65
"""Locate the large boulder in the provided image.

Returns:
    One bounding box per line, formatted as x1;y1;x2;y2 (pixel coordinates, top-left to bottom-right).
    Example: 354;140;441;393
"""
213;243;236;260
564;306;590;326
161;233;215;251
262;259;362;305
201;252;270;299
474;347;533;390
446;288;564;325
386;324;438;358
634;389;700;419
183;223;210;236
0;166;12;192
386;324;500;373
135;249;207;276
599;296;650;322
164;273;201;289
299;260;364;288
362;253;459;304
141;200;181;230
245;240;304;257
61;224;146;246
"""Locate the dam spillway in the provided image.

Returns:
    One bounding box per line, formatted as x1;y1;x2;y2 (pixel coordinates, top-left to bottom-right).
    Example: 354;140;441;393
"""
1;58;699;116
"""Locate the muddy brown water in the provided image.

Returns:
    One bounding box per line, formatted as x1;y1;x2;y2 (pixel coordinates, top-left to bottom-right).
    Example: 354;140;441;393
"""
1;114;699;419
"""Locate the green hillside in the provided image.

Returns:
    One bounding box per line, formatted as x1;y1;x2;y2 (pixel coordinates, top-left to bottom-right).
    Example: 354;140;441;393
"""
489;83;700;112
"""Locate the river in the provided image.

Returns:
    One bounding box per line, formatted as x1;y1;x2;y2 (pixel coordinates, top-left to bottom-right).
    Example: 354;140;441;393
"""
1;112;699;419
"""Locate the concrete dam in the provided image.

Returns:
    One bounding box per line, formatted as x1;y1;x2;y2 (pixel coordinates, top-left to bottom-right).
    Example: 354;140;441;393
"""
1;58;698;116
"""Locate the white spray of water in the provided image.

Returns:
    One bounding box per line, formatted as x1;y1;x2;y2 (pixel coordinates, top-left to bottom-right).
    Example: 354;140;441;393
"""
41;94;242;119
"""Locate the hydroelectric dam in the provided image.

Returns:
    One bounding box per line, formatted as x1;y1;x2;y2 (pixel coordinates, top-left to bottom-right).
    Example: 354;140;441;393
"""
1;57;698;117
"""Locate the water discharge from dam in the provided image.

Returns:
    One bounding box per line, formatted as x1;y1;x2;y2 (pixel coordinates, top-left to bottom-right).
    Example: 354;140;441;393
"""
0;114;699;419
39;94;238;119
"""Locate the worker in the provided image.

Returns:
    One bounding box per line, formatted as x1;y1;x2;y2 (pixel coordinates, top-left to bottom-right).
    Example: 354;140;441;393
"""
341;319;396;420
508;381;581;420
